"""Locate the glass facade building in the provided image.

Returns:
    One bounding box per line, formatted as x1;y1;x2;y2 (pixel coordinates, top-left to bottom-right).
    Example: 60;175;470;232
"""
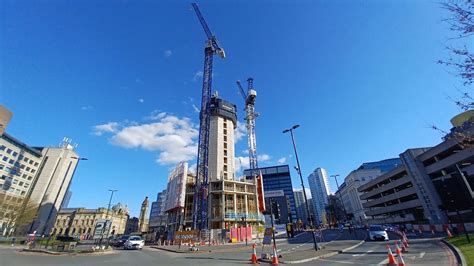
244;165;297;223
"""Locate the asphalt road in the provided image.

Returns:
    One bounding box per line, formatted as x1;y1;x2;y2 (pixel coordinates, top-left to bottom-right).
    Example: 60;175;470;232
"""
312;238;457;266
0;230;457;266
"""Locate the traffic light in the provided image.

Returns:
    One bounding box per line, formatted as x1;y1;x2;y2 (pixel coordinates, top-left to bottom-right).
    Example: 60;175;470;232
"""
272;202;281;220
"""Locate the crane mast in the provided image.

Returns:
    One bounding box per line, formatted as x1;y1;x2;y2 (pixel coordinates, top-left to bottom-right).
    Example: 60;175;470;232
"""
191;3;225;231
237;78;259;175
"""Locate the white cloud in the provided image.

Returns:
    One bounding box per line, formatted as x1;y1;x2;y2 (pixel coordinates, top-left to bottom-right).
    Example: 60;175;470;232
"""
93;113;199;165
92;122;119;136
277;157;287;164
146;110;167;120
257;154;271;161
188;163;197;175
193;71;203;82
164;50;172;57
234;121;247;143
192;104;200;113
81;105;93;111
235;153;271;174
235;156;250;174
138;98;144;103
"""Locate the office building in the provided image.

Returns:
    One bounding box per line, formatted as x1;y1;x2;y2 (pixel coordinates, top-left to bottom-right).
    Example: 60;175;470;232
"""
148;189;167;232
60;190;72;210
359;109;474;224
335;158;401;223
308;168;330;225
293;189;308;224
0;106;81;236
51;203;129;238
244;165;297;224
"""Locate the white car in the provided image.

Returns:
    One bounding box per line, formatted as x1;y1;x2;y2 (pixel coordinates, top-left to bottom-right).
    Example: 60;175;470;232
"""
368;225;389;241
124;236;145;250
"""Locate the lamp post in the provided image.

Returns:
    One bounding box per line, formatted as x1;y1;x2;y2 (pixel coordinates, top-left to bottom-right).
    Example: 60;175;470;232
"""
99;189;117;248
283;124;318;251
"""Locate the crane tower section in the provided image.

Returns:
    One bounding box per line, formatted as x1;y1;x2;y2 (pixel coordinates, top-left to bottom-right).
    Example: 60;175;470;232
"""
191;3;225;231
237;78;259;174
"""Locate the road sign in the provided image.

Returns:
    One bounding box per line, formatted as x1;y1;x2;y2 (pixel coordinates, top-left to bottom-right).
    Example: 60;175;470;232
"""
93;219;111;239
262;228;273;245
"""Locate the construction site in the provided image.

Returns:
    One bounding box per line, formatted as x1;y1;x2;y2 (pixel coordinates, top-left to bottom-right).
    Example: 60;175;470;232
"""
187;3;266;242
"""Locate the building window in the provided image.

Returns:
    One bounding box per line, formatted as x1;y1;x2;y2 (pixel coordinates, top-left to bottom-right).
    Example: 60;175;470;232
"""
223;129;227;135
224;136;227;142
27;176;32;181
34;162;39;167
9;159;14;164
0;145;5;151
224;143;227;149
31;169;35;174
12;152;18;157
6;149;12;154
2;157;7;162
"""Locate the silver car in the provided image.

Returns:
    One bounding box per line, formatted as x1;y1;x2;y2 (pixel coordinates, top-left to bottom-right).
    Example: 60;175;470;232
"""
368;225;389;241
124;236;145;250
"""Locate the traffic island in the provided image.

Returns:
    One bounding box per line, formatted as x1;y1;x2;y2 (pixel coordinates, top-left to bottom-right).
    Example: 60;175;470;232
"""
444;234;473;266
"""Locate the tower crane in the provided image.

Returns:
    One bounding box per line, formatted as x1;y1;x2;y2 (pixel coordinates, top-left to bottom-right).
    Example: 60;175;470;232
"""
191;3;225;231
236;78;259;174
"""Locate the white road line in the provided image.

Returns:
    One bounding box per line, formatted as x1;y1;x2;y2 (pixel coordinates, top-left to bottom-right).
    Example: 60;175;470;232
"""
378;258;389;265
319;258;355;264
352;250;373;257
419;252;426;258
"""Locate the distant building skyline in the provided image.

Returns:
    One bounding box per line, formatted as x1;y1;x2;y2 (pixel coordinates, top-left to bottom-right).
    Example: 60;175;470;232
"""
308;167;330;225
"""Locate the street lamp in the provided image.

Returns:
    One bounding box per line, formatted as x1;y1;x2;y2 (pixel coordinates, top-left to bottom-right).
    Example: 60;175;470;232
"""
283;124;319;251
99;189;117;248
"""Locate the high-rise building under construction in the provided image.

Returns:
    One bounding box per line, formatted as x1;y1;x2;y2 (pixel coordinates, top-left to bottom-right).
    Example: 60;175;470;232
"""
185;94;263;232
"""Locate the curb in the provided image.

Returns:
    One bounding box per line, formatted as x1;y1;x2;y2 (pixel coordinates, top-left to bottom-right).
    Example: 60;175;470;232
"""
149;246;206;254
441;239;467;266
259;239;366;264
21;249;62;255
20;248;115;256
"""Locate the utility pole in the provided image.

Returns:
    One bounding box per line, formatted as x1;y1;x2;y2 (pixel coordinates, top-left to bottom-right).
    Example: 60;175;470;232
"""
283;125;318;251
99;189;117;248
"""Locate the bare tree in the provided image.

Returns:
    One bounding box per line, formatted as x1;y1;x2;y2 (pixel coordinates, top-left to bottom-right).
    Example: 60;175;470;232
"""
438;0;474;90
0;192;38;237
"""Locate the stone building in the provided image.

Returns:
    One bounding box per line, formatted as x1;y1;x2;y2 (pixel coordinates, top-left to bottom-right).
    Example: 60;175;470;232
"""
51;204;129;238
138;197;149;233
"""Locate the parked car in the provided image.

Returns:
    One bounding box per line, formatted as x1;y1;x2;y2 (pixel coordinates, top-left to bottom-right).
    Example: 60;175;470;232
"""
111;235;130;247
124;236;144;250
368;225;389;241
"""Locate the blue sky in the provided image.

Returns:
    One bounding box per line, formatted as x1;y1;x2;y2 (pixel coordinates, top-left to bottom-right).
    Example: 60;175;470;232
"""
1;0;465;217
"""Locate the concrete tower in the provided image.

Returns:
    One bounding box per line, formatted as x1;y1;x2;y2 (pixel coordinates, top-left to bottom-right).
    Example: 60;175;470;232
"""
138;196;149;233
208;93;237;181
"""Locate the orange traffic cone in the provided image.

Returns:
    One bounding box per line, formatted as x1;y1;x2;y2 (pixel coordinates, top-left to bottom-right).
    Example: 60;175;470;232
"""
271;245;279;265
401;240;408;253
398;251;406;266
394;241;401;255
447;228;453;238
402;232;409;244
386;244;396;265
403;237;409;248
251;243;258;264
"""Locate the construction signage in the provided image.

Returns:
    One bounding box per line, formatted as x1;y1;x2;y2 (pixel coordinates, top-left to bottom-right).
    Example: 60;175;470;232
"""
262;227;273;245
174;230;199;243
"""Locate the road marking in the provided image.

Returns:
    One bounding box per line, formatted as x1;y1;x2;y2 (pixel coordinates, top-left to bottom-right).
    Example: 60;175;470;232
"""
319;258;355;264
419;252;426;258
352;250;372;257
378;258;389;265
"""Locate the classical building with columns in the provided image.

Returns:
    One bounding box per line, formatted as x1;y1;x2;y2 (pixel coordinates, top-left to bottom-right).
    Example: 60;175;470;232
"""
51;203;129;238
